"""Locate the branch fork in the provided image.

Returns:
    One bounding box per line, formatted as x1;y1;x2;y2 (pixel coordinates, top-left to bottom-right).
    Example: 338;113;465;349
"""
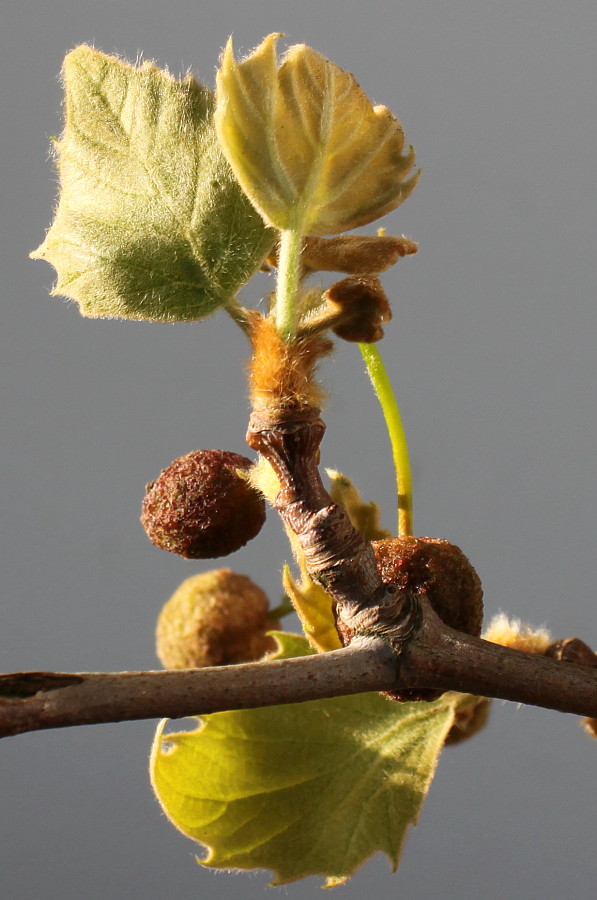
1;324;596;739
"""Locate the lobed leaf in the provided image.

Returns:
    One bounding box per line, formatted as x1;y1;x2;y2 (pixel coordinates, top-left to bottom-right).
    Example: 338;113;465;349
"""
32;46;274;321
150;632;476;886
215;34;420;236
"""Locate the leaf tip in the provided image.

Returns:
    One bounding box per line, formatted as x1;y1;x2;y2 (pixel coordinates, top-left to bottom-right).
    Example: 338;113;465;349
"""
29;244;44;261
219;35;235;67
220;31;284;68
406;165;422;195
259;31;285;53
63;43;99;71
323;874;350;888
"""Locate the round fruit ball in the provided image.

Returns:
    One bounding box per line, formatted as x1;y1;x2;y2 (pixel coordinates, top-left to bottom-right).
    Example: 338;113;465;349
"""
156;569;278;669
371;536;483;702
372;536;483;637
141;449;266;559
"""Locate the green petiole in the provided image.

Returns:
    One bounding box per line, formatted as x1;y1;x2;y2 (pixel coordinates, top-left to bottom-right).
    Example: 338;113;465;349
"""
358;343;413;537
274;227;303;339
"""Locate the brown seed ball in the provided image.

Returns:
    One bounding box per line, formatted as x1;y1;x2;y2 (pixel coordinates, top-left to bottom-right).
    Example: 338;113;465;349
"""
371;536;483;702
156;569;278;669
141;450;266;559
372;536;483;636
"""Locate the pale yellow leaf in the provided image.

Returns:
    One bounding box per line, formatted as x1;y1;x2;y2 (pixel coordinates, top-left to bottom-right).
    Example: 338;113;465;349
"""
215;34;420;236
282;564;341;652
327;468;392;541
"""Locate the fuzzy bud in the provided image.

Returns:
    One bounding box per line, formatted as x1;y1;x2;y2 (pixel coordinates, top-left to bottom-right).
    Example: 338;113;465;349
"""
483;613;552;654
156;569;278;669
372;536;483;635
141;449;266;559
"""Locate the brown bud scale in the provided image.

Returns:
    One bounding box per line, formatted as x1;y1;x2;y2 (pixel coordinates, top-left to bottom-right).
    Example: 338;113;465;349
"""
444;698;491;745
326;275;392;343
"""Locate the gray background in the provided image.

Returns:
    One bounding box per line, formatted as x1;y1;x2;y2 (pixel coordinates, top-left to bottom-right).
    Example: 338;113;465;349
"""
1;1;596;897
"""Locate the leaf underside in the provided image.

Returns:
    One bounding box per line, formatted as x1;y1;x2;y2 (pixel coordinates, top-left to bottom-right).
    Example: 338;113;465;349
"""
150;633;475;886
215;34;420;236
32;46;274;321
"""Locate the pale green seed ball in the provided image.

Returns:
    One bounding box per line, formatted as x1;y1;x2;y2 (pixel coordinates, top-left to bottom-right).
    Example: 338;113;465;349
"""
156;569;277;669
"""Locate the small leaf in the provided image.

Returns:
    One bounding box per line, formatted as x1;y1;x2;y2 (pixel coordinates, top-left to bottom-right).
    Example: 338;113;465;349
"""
150;632;476;886
327;469;392;541
215;35;420;236
282;564;341;652
32;46;274;321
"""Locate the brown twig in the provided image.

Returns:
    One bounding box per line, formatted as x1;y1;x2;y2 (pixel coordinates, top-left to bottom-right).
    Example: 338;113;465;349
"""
247;408;384;622
401;600;597;714
1;609;597;739
2;323;595;741
0;638;393;739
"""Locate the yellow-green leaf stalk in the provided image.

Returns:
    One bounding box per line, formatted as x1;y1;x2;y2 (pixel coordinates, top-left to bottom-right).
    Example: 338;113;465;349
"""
359;343;413;536
275;227;303;339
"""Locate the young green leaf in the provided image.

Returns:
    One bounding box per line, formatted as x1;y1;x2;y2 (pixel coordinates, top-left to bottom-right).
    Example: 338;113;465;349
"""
215;34;420;237
32;46;274;321
150;632;477;886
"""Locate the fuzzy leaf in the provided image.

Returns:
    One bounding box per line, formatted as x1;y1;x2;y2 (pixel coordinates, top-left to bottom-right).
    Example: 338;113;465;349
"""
31;46;274;321
215;34;420;236
150;632;476;886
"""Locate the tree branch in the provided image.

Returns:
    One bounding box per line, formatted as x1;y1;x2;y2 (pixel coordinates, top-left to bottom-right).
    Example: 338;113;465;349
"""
0;638;393;738
400;600;597;715
1;601;596;740
4;326;594;742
